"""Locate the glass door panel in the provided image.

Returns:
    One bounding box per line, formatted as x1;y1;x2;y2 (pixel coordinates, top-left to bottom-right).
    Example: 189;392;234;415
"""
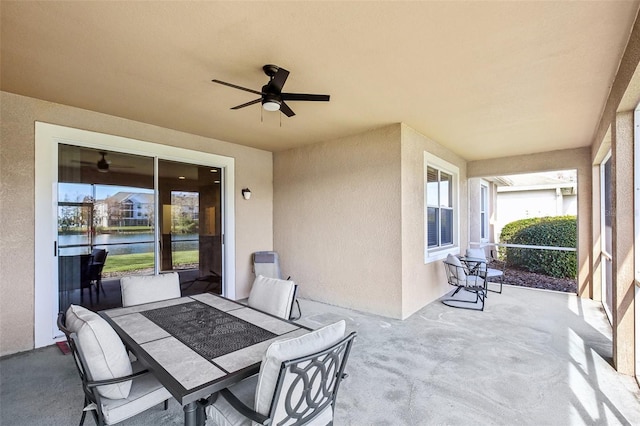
158;160;222;294
57;144;154;312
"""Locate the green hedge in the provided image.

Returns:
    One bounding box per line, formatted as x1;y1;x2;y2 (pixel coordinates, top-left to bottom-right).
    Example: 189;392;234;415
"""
500;216;577;278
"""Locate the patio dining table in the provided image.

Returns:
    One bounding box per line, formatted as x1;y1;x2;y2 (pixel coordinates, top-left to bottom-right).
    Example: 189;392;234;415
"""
100;293;312;426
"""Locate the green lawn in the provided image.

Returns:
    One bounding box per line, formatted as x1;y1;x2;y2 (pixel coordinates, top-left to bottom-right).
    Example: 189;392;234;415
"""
103;250;198;273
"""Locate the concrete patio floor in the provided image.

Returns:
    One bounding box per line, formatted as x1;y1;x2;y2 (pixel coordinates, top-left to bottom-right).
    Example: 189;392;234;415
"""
1;285;639;425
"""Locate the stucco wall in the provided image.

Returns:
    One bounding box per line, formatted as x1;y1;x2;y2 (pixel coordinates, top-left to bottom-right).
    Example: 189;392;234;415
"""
0;91;273;356
273;125;403;318
468;148;592;297
400;124;468;318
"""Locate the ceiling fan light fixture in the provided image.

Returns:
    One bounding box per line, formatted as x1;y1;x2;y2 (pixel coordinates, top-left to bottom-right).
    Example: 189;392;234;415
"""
262;99;281;112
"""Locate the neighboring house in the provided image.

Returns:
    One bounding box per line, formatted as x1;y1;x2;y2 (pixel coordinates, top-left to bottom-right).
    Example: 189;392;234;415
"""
95;191;198;229
493;171;578;239
98;192;155;227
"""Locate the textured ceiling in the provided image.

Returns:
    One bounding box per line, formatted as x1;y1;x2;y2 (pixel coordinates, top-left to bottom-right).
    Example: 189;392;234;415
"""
1;1;638;160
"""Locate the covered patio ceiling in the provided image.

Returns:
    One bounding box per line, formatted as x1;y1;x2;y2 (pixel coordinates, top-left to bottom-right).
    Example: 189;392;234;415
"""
1;1;639;160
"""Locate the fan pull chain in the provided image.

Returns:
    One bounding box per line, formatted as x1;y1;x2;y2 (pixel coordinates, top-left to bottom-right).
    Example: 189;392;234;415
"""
280;111;282;127
260;107;263;123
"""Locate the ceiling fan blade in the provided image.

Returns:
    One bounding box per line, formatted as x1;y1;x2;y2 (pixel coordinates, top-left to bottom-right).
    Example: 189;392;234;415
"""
281;93;330;102
231;98;262;110
212;79;262;95
279;102;295;117
270;68;290;92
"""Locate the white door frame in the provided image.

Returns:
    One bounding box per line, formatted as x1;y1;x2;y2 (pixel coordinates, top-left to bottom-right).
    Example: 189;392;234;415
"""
600;150;613;323
634;108;640;381
35;122;236;348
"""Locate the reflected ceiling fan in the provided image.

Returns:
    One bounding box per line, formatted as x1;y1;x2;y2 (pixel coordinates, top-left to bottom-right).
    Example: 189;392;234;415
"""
212;64;330;117
72;152;133;173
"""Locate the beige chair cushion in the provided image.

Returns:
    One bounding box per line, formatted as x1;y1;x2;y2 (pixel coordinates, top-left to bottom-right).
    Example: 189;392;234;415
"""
446;253;466;284
66;305;133;399
120;272;181;307
101;361;172;425
255;320;346;421
205;375;258;426
205;321;346;426
247;275;296;319
465;248;487;261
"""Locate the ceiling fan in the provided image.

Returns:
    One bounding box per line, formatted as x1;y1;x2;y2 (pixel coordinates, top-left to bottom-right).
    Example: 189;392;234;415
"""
212;65;330;117
96;152;110;173
71;152;132;173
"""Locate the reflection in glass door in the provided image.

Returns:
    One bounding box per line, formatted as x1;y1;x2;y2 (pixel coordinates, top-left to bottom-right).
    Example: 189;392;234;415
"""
58;145;154;312
57;145;223;314
158;160;223;295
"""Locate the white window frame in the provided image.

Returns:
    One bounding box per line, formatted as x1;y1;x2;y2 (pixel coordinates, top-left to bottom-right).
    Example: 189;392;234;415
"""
424;152;459;263
480;182;489;242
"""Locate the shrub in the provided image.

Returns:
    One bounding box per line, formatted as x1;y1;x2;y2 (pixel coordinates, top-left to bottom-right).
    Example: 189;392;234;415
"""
500;216;577;278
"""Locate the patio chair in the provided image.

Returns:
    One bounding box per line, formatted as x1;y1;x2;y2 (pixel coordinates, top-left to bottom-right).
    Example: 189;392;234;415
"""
466;247;505;294
120;272;181;307
57;305;171;426
204;320;356;426
247;275;297;320
442;253;487;311
252;251;301;320
80;249;108;304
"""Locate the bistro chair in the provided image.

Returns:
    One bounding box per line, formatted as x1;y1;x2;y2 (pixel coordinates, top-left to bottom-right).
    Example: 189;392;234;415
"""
120;272;181;307
57;305;171;426
442;253;487;311
204;320;356;426
466;247;505;294
252;251;301;320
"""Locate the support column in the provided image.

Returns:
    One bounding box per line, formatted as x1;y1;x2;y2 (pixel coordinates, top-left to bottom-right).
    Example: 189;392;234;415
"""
577;159;593;298
611;111;635;375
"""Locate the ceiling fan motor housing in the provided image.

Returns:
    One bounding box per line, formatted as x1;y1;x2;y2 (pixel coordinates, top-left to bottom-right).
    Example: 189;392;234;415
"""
262;88;282;111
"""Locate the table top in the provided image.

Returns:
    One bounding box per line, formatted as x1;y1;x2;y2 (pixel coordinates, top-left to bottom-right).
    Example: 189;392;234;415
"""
100;293;312;406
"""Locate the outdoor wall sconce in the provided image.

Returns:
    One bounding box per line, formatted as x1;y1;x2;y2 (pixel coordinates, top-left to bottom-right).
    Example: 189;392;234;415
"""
241;188;252;200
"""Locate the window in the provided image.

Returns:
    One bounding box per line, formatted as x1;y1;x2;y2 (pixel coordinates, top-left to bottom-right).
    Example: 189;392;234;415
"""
425;153;459;261
480;183;488;241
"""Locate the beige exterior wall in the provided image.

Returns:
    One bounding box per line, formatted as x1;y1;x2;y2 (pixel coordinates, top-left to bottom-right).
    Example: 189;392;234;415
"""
0;91;273;356
273;123;468;320
273;124;403;318
400;124;468;319
468;148;593;298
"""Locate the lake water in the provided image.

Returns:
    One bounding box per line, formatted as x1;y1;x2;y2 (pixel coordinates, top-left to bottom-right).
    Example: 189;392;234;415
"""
58;233;198;255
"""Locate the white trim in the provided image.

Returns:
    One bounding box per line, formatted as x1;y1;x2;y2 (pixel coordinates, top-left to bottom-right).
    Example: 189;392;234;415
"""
634;107;640;381
634;109;640;287
35;122;236;348
480;182;489;242
424;152;460;263
600;150;613;324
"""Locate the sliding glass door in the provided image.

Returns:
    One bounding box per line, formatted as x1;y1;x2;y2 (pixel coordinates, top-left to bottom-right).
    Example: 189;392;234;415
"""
57;145;222;313
157;159;223;291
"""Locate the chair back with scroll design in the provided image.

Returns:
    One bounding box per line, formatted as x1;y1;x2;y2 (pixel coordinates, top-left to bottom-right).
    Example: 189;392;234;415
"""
267;331;356;425
205;320;355;426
